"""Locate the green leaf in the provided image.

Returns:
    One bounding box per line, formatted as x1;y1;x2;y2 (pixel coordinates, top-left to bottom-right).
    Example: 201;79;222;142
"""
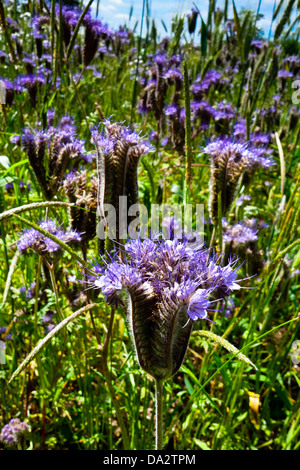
183;374;194;395
200;16;208;57
0;155;10;170
1;159;29;178
194;438;211;450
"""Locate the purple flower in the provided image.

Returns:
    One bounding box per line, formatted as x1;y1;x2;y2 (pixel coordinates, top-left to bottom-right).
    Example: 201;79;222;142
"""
204;137;275;222
204;137;275;172
191;100;215;127
187;289;212;321
236;194;251;207
82;14;112;66
165;104;178;117
278;69;293;79
223;221;258;245
91;119;153;157
213;101;235;121
87;236;247;380
17;219;82;256
192;69;222;97
91;237;244;318
164;68;183;84
0;418;30;447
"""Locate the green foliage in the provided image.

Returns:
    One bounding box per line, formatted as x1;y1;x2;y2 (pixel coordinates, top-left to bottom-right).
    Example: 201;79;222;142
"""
0;0;299;452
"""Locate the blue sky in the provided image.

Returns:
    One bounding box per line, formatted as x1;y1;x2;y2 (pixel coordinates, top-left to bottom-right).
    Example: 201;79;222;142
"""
91;0;279;38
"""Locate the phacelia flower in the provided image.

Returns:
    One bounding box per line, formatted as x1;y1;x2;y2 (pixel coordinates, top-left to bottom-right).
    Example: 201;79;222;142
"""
82;13;112;66
222;218;266;275
17;219;82;257
20;122;87;200
203;137;275;223
0;418;30;448
91;119;153;247
88;236;246;380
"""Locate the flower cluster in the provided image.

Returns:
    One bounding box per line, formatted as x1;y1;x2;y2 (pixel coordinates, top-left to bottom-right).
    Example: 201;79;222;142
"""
89;236;245;380
91;119;153;246
62;169;98;251
0;418;30;447
17;219;82;257
222;218;266;274
203;137;274;223
19;116;88;200
82;13;112;67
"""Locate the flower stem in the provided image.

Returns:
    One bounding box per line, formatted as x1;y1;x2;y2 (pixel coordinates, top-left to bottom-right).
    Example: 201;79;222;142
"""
155;378;164;450
99;306;130;450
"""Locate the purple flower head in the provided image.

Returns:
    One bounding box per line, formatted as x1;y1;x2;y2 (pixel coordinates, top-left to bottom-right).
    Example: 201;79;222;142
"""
0;419;30;447
91;120;153;158
213;101;235;122
223;220;258;245
164;68;183;84
91;236;246;318
17;73;45;106
17;219;82;257
153;53;167;67
192;69;222;97
236;194;251;207
32;15;49;40
165;104;178;117
206;257;243;299
278;69;293;79
82;13;112;66
191;100;215;127
88;236;249;380
204;137;275;222
204;137;275;172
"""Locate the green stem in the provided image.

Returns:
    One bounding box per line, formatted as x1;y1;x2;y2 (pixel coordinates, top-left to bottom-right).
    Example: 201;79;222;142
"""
183;61;192;206
100;307;130;450
155;378;164;450
47;260;64;322
217;191;223;250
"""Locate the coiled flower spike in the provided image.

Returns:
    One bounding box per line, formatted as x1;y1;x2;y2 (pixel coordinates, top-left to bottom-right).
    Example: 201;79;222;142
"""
89;236;245;381
91;119;153;251
203;137;274;224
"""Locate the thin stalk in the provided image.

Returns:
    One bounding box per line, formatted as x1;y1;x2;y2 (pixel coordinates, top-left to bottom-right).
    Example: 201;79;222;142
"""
50;0;56;68
155;378;164;450
130;0;146;125
217;191;223;250
183;61;192;206
65;0;94;62
47;262;65;322
99;306;130;450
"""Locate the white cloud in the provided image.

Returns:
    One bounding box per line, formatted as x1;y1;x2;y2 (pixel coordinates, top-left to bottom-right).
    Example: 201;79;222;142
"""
110;0;125;5
99;4;117;13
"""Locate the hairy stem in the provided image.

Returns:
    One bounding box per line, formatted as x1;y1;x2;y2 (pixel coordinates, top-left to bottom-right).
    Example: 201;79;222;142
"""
155;378;164;450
